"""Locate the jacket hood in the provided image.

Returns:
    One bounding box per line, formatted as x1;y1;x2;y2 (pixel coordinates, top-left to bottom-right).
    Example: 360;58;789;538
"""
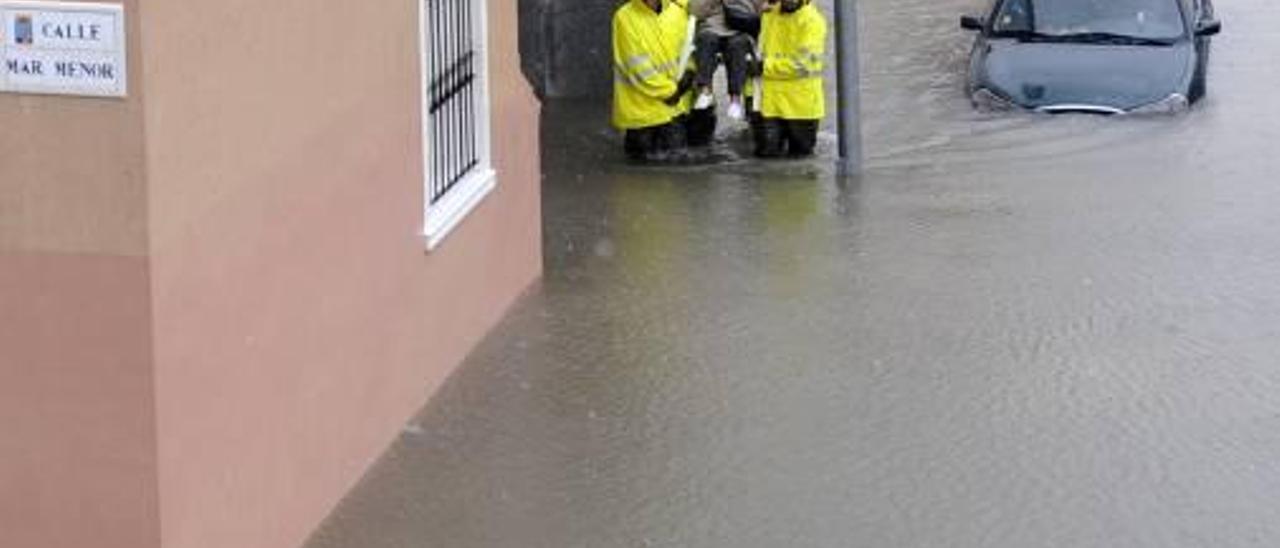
979;40;1194;111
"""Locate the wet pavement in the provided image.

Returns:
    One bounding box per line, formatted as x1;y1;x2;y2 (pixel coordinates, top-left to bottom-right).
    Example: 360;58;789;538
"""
306;0;1280;546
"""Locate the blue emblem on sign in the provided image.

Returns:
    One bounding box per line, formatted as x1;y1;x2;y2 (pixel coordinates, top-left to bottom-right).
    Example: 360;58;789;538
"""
14;14;34;45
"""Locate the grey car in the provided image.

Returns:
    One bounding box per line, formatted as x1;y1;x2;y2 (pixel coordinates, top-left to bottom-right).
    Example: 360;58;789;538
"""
961;0;1222;114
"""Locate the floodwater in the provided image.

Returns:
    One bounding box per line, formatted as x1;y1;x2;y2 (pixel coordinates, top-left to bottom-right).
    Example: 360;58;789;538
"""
307;0;1280;547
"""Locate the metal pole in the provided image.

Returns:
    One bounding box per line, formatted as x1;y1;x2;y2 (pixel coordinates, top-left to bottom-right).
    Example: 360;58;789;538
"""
833;0;863;176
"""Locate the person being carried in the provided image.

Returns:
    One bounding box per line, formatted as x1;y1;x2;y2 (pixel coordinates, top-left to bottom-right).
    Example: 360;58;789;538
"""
612;0;699;162
750;0;827;158
689;0;763;121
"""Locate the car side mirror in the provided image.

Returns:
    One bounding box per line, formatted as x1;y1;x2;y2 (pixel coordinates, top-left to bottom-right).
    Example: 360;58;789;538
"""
961;15;984;31
1196;20;1222;36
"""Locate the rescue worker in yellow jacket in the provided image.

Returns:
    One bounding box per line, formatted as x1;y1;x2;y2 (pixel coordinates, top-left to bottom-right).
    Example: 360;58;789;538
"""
613;0;699;161
749;0;827;157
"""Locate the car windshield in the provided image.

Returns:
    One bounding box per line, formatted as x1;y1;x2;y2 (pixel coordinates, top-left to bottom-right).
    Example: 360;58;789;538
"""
992;0;1186;42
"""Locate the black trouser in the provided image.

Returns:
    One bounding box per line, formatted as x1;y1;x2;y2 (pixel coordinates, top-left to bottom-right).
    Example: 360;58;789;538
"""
753;117;819;158
624;117;688;162
693;32;753;96
686;107;717;148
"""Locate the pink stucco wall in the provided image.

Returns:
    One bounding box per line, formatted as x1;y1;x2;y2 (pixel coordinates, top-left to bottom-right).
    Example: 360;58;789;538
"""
1;0;541;546
0;1;158;546
141;0;541;546
0;253;159;548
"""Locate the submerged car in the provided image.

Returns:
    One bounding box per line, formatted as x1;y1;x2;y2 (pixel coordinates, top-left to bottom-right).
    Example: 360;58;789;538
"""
961;0;1222;114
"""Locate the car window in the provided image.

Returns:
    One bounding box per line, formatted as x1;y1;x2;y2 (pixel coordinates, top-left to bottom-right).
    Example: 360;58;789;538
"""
993;0;1186;40
992;0;1034;32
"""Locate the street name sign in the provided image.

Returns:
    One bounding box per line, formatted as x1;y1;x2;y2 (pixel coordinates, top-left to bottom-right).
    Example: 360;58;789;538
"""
0;1;126;97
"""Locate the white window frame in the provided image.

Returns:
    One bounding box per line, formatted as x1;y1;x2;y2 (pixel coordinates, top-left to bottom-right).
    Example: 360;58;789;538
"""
419;0;496;251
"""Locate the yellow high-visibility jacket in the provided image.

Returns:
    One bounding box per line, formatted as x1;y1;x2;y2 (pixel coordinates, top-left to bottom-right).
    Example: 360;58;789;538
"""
760;3;827;120
612;0;694;130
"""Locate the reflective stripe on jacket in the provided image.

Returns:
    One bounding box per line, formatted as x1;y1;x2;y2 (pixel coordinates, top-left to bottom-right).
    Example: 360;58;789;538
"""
759;3;826;120
613;0;693;130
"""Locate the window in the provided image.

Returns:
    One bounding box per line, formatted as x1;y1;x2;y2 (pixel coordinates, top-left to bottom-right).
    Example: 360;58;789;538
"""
421;0;495;250
992;0;1185;41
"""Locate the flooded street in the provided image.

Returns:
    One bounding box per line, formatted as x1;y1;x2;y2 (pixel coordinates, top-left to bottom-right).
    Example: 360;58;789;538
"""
307;0;1280;547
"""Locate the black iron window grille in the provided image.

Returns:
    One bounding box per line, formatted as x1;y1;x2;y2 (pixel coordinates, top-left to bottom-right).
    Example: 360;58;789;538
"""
425;0;483;205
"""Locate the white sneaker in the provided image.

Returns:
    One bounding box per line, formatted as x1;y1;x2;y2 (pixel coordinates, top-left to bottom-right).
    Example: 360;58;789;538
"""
727;100;745;121
694;91;715;110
